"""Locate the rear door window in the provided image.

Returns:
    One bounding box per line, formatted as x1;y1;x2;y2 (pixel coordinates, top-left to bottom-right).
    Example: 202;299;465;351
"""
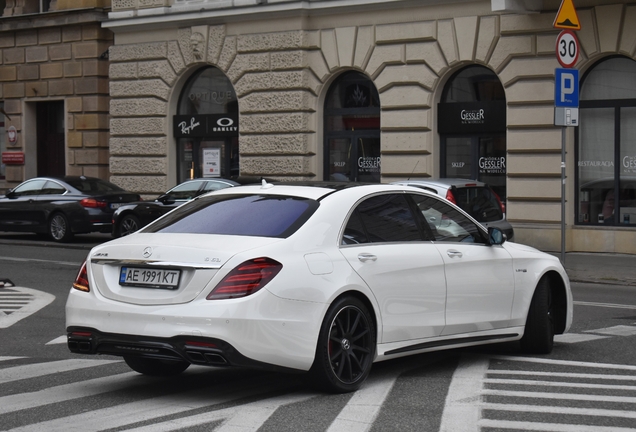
411;194;486;243
145;194;319;238
342;194;426;244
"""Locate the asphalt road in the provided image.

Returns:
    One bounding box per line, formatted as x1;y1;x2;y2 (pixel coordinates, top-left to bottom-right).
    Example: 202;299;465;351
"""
1;237;636;431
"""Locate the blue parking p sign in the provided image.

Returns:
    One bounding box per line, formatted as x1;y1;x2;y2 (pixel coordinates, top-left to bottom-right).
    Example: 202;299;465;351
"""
555;68;579;107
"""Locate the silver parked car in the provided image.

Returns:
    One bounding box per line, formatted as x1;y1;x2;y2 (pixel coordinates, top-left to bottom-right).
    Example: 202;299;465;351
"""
391;178;514;241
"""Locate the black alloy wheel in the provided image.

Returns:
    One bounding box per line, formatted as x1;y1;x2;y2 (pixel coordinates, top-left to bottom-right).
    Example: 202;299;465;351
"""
520;277;554;354
49;213;73;242
119;214;141;237
124;356;190;376
310;296;375;393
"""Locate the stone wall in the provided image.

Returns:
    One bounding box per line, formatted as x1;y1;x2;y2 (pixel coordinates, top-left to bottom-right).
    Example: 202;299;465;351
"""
107;3;636;252
0;14;112;187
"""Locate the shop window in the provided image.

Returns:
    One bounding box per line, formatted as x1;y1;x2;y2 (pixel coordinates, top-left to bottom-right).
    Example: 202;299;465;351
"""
577;57;636;226
324;71;381;182
438;66;507;205
174;67;239;182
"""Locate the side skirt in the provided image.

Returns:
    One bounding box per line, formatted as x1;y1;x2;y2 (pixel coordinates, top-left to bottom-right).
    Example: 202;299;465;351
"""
384;333;520;356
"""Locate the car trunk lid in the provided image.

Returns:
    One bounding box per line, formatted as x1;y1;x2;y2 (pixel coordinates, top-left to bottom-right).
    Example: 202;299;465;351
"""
88;233;281;305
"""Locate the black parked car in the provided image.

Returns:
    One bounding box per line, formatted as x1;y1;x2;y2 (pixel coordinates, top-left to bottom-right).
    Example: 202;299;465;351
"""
112;178;240;238
0;176;141;242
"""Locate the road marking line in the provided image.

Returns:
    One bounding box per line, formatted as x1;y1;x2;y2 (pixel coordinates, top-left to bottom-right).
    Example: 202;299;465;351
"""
0;356;26;362
574;301;636;310
488;369;636;380
0;371;138;415
5;373;295;432
439;355;488;432
481;403;636;419
326;372;398;432
479;419;636;431
555;333;609;343
0;287;55;329
584;325;636;336
0;359;121;384
491;355;636;371
0;255;81;267
124;392;315;432
483;389;636;403
485;378;636;391
45;336;67;345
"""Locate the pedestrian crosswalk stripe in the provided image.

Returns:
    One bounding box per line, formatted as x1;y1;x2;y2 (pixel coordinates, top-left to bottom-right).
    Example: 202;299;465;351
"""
125;392;315;432
492;355;636;371
479;419;636;432
5;371;295;432
0;372;137;415
326;372;398;432
480;403;636;419
0;358;121;384
485;377;636;391
488;369;636;381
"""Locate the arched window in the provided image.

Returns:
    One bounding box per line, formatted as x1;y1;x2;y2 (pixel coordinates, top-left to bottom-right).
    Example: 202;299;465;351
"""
174;67;238;182
438;65;507;204
323;71;381;182
577;57;636;226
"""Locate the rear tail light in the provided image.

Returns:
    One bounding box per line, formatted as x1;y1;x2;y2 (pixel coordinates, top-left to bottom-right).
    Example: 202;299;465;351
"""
80;198;107;208
445;189;457;205
72;261;90;292
207;258;282;300
493;190;506;214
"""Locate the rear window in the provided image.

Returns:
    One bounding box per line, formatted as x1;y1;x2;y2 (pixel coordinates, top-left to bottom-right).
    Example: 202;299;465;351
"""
145;194;319;238
66;178;124;193
453;187;503;222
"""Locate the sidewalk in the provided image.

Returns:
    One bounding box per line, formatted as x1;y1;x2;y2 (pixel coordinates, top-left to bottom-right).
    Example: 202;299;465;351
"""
561;252;636;287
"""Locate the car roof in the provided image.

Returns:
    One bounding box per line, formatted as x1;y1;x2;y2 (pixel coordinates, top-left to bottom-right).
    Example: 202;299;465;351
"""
394;178;487;188
201;181;427;201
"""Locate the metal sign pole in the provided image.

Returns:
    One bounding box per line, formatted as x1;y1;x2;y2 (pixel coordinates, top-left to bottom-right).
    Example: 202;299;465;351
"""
561;127;566;265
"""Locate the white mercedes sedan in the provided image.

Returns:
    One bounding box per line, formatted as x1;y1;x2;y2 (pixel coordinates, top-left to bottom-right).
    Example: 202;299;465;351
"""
66;181;572;393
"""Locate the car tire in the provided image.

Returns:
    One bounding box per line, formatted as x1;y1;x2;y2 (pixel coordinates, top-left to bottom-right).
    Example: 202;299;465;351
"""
49;213;73;242
119;214;141;237
123;356;190;376
309;296;375;393
520;277;554;354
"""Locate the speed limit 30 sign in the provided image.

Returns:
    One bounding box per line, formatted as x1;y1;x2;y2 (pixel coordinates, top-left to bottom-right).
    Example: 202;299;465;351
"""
556;30;579;68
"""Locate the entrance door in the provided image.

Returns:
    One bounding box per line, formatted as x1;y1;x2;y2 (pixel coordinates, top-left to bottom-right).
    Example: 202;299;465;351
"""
177;137;239;181
36;101;65;177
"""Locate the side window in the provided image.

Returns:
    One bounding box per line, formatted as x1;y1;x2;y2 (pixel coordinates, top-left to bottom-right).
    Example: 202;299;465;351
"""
169;181;204;200
204;181;232;192
41;181;67;195
342;194;424;245
12;180;47;196
411;194;485;243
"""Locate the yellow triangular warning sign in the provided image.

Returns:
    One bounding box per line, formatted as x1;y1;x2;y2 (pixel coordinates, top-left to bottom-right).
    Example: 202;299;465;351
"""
554;0;581;30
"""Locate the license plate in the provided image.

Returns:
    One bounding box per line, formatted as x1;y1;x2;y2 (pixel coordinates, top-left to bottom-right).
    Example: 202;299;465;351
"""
119;267;181;289
110;203;126;209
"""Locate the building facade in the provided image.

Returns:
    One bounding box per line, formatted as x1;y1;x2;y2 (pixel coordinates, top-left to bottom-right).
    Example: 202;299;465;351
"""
0;0;112;189
107;0;636;253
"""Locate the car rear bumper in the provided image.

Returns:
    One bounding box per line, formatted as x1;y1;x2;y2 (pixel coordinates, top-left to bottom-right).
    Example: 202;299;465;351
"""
66;327;302;373
65;287;325;371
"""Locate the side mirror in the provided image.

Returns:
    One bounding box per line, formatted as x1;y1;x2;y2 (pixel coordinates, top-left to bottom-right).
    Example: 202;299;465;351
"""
488;227;506;245
5;190;17;199
157;194;175;205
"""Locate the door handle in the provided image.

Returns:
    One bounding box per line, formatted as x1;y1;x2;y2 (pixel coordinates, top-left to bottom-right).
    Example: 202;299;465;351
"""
358;253;377;262
447;250;463;258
